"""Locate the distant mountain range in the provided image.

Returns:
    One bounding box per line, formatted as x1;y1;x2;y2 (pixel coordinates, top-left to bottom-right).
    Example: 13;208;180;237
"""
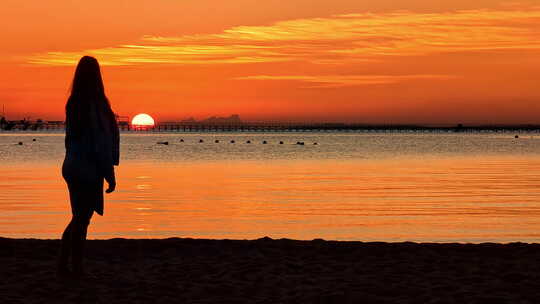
180;114;242;125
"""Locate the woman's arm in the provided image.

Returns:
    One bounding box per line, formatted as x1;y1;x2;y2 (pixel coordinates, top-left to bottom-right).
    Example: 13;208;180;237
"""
89;103;118;193
111;114;120;166
104;166;116;193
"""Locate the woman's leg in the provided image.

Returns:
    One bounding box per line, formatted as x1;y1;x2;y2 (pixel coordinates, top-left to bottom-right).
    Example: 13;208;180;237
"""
62;169;99;277
57;220;73;274
71;210;93;276
58;178;77;275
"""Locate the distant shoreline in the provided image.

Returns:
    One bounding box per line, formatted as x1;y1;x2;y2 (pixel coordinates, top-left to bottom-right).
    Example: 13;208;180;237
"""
2;116;540;133
1;126;540;134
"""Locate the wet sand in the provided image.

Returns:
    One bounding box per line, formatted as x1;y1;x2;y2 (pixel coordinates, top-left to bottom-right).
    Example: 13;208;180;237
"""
1;237;539;303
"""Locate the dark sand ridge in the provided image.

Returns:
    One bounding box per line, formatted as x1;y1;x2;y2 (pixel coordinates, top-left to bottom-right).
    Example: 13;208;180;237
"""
1;237;539;304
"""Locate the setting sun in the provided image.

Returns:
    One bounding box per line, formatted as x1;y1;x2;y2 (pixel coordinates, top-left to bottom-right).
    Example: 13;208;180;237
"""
131;113;155;126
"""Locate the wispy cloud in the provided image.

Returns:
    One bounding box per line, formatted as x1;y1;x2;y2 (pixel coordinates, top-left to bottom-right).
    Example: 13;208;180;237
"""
27;5;540;66
234;74;456;88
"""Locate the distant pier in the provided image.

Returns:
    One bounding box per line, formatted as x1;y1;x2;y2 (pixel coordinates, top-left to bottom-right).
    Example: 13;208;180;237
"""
1;119;539;133
147;122;540;133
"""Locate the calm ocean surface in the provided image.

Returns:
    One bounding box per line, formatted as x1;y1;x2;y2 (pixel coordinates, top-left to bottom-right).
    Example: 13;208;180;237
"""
1;131;540;242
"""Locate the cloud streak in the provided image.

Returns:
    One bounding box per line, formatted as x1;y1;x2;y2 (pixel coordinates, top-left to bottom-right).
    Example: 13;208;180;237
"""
234;74;456;88
26;5;540;66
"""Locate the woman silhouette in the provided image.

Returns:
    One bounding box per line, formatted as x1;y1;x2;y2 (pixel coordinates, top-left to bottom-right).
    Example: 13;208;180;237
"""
57;56;119;278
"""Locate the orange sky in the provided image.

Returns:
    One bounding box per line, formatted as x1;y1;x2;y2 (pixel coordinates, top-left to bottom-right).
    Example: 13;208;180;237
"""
1;0;539;124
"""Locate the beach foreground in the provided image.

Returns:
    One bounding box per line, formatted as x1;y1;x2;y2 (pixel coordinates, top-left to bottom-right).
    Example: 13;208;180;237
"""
1;237;539;304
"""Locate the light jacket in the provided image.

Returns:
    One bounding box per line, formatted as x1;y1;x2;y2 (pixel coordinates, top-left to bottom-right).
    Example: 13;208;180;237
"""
64;101;119;215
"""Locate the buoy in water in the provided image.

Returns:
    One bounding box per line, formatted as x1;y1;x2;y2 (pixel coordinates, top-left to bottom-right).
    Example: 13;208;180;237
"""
279;141;284;144
262;140;267;144
215;140;219;143
313;142;318;145
180;139;184;142
515;135;519;139
18;142;23;145
199;139;204;143
231;140;235;143
246;140;251;144
32;139;36;142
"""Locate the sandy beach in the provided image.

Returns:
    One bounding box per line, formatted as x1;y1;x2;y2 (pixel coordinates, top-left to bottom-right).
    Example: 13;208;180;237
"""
1;237;539;303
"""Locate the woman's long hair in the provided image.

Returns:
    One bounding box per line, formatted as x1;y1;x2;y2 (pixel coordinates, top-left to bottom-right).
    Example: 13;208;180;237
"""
66;56;116;137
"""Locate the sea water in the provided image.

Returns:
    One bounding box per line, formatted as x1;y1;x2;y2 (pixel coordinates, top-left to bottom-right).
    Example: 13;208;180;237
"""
1;131;539;242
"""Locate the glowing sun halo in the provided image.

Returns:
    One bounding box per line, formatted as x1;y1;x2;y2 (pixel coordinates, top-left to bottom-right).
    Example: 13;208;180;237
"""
132;113;155;126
